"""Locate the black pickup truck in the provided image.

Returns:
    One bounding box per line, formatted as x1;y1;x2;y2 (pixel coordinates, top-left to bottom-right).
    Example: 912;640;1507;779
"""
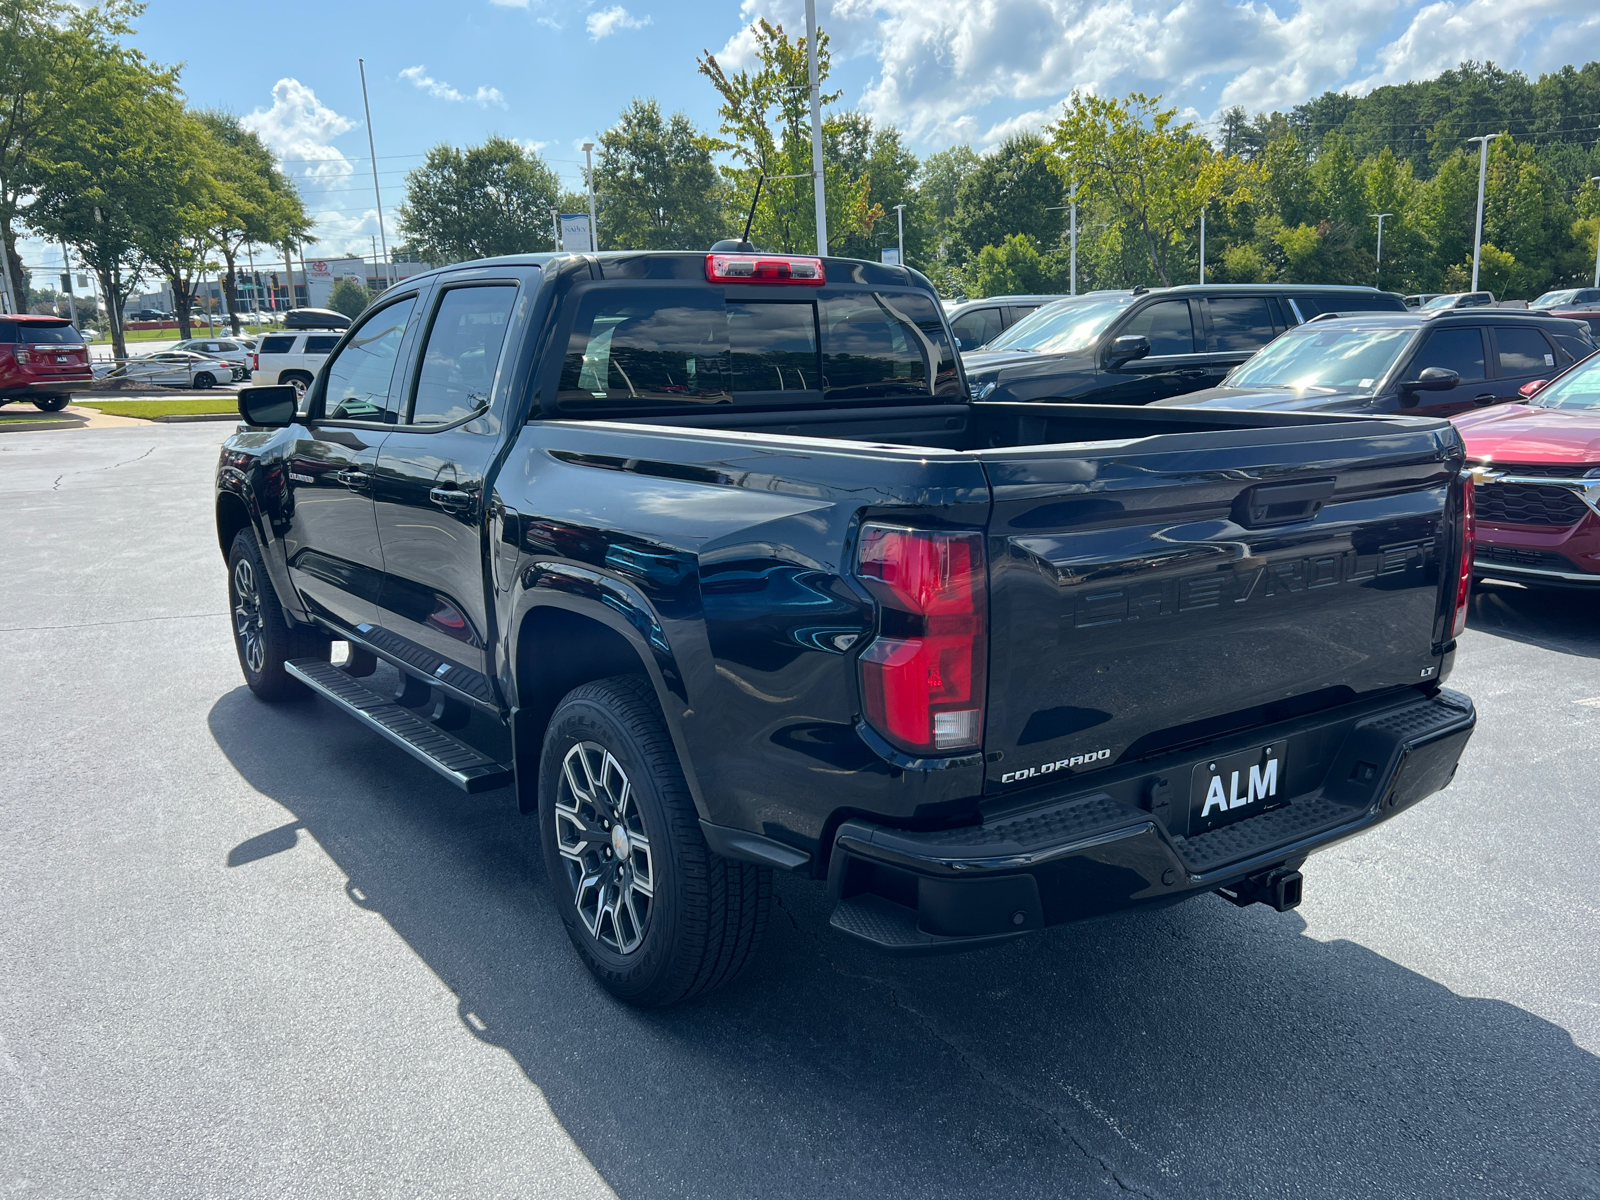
216;250;1478;1006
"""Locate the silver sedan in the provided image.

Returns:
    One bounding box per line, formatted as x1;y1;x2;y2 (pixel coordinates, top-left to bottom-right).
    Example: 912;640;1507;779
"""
106;351;234;390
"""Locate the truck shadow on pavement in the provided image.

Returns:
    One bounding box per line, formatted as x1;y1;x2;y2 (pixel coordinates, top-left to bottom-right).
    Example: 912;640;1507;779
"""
209;687;1600;1200
1467;581;1600;659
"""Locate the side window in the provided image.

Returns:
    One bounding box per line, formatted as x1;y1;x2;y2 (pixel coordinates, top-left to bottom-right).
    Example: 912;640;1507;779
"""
1494;327;1556;376
1004;305;1040;326
820;291;959;398
1207;297;1276;351
557;287;730;411
1409;327;1486;382
320;296;417;423
259;335;295;354
304;335;341;355
1549;330;1595;363
950;307;1002;350
409;285;518;426
1121;300;1195;356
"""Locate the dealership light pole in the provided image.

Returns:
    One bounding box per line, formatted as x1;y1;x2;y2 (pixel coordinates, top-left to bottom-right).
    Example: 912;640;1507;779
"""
1047;194;1079;294
893;203;905;264
60;240;78;324
582;142;598;252
1372;212;1393;289
1591;177;1600;287
358;58;395;289
1198;203;1206;284
1467;133;1501;292
805;0;828;256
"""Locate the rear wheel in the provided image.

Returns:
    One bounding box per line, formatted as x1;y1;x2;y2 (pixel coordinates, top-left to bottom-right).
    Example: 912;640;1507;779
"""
227;527;328;701
540;676;770;1006
32;396;68;412
280;371;313;401
193;372;217;390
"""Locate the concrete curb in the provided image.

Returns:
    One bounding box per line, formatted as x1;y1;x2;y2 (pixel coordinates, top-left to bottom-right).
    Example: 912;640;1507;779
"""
0;415;89;434
152;412;241;423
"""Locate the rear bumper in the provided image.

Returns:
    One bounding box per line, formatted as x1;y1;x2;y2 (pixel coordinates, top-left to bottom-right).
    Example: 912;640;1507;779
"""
3;377;92;397
826;688;1475;954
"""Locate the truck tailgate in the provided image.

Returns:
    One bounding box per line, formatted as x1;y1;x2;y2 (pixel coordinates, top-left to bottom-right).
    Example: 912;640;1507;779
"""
979;416;1463;794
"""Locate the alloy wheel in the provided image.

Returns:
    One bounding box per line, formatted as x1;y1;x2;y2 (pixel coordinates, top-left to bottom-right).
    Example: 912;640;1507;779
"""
232;558;265;674
554;740;655;955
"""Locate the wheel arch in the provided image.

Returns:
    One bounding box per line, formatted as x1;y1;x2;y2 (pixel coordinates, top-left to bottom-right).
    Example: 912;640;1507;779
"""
216;490;254;560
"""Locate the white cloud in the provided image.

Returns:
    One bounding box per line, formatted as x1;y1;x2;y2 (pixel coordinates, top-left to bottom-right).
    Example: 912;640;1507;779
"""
399;64;508;108
713;0;1600;148
242;78;355;182
587;5;651;40
512;138;550;154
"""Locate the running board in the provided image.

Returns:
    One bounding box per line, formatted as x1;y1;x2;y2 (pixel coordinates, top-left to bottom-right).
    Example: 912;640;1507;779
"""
285;658;513;793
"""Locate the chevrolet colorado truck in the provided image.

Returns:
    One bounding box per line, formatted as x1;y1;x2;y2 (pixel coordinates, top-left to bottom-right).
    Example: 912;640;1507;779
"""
216;250;1478;1006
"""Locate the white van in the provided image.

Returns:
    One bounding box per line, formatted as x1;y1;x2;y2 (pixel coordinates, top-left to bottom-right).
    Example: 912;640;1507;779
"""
250;331;343;397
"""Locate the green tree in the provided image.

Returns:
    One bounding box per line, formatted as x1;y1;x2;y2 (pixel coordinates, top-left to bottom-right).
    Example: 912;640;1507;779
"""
398;136;561;263
917;143;980;265
594;98;727;251
1052;92;1243;286
946;133;1064;269
967;233;1059;296
137;107;226;339
327;276;370;319
823;112;918;262
26;5;180;359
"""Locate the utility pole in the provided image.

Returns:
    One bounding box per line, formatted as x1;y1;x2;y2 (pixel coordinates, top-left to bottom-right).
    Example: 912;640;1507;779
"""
1198;204;1206;284
551;208;561;251
1467;134;1501;293
1590;177;1600;288
358;58;395;289
1372;212;1393;290
582;142;598;251
1069;181;1078;295
60;240;78;325
805;0;828;256
893;203;905;265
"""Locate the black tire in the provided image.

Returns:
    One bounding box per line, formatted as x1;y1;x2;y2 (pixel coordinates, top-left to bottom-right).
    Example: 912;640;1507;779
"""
540;675;770;1006
227;527;328;701
193;372;216;390
32;396;69;412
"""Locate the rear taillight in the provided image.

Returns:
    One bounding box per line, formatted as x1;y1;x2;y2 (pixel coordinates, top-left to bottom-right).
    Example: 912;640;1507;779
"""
705;253;825;286
13;347;28;364
251;353;259;372
1453;472;1475;637
855;525;986;754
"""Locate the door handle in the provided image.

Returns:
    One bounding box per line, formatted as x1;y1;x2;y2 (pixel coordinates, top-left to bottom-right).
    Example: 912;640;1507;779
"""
430;486;472;512
1473;393;1498;406
336;469;369;490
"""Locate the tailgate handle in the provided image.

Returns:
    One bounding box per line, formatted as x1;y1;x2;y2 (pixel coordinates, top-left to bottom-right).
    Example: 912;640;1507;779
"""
1233;478;1336;528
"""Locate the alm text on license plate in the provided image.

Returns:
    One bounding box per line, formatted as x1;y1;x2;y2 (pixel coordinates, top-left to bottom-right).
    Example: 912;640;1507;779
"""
1189;743;1287;834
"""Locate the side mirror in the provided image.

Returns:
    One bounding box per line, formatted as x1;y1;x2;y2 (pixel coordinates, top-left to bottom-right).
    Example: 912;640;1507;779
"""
1107;334;1151;365
238;385;297;428
1518;379;1549;399
1400;366;1460;392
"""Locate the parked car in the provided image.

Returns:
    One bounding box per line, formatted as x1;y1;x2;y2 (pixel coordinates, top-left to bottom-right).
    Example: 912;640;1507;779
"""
283;307;350;331
962;284;1409;406
1419;292;1495;311
0;315;92;410
126;309;173;322
216;249;1477;1006
1454;352;1600;588
1403;294;1443;308
945;294;1065;351
1529;287;1600;311
172;337;252;380
249;330;343;397
1153;310;1595;418
1540;307;1600;339
107;350;233;389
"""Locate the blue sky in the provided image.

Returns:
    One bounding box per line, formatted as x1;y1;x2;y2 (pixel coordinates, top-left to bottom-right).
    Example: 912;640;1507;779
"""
23;0;1600;281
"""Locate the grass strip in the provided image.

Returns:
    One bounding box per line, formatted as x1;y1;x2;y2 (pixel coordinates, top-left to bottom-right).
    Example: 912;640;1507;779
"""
76;398;239;418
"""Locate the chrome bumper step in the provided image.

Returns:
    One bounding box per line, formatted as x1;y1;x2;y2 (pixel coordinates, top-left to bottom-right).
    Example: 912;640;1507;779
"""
285;658;513;793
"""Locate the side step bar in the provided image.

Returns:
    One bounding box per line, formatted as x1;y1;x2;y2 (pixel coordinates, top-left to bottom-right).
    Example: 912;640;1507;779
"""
285;658;513;793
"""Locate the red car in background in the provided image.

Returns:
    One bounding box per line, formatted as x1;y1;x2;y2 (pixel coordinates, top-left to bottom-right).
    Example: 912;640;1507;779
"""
1454;351;1600;587
0;315;93;411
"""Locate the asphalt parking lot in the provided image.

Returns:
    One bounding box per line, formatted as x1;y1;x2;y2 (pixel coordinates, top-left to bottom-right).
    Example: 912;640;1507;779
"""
2;423;1597;1199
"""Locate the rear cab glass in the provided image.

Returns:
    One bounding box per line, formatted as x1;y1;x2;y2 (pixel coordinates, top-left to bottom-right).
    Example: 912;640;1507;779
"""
2;320;84;344
552;283;959;415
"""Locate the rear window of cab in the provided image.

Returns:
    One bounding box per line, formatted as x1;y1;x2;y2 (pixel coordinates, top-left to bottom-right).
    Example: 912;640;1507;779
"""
553;286;960;413
0;320;84;344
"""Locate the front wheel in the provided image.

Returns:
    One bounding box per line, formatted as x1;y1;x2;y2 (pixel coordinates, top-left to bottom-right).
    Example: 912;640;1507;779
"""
540;675;770;1006
32;396;69;412
227;527;327;700
193;372;216;390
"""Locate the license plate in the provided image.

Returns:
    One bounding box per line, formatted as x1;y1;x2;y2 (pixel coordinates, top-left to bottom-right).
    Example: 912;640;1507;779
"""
1189;743;1287;834
56;354;68;362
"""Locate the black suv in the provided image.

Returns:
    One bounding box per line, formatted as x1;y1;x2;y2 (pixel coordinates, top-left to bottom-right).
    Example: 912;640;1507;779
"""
1153;309;1597;418
960;284;1407;406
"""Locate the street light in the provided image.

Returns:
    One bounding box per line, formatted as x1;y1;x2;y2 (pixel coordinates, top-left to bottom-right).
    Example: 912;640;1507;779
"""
1046;186;1079;295
581;142;598;253
1467;134;1502;293
893;203;905;265
1372;212;1393;290
805;0;827;256
358;58;395;290
1199;203;1207;285
1590;177;1600;288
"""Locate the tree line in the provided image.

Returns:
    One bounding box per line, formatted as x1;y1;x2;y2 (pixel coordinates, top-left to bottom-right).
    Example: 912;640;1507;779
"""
403;47;1600;303
1;1;310;357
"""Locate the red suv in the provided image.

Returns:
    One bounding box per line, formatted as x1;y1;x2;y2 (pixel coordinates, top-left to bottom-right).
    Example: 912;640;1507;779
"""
0;316;92;411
